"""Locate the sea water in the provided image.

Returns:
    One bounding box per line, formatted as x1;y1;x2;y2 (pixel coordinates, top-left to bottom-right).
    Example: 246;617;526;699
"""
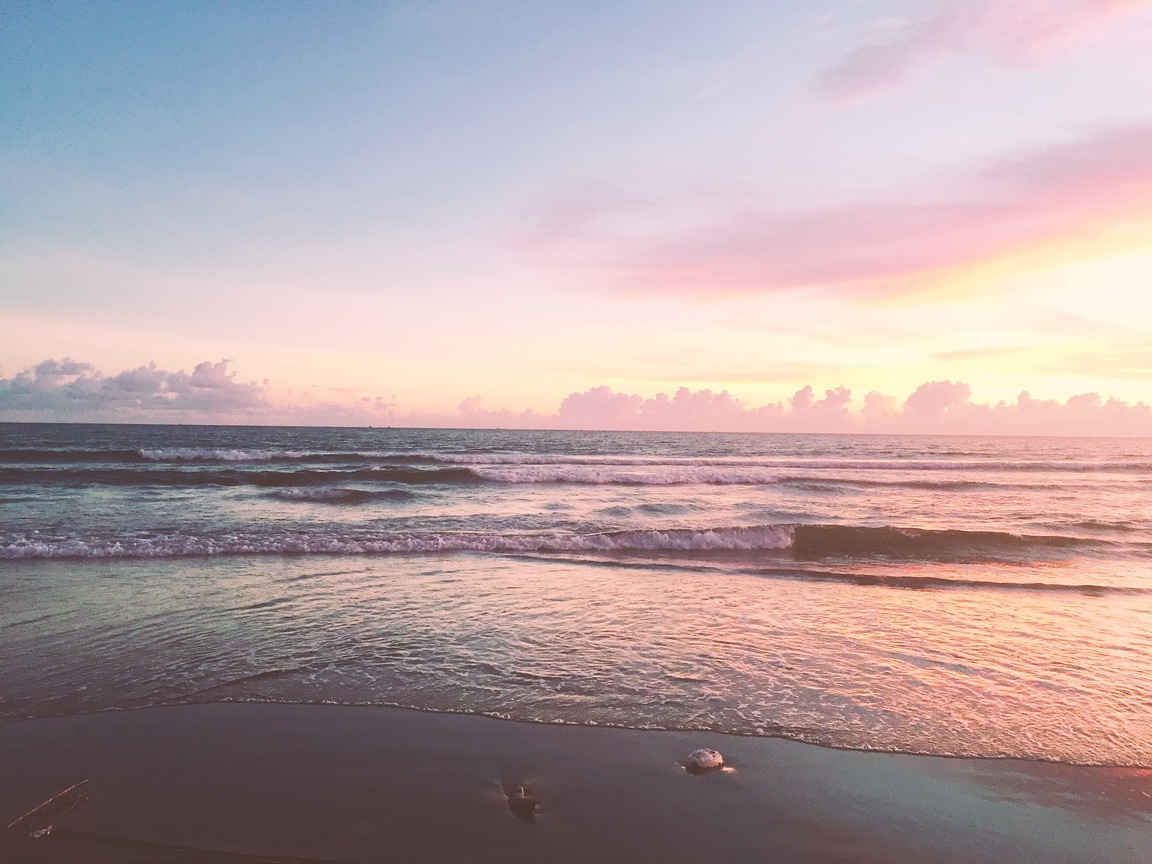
2;423;1149;766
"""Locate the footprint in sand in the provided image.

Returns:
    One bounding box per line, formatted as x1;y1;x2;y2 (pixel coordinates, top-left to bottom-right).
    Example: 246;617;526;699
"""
492;781;541;824
507;785;540;823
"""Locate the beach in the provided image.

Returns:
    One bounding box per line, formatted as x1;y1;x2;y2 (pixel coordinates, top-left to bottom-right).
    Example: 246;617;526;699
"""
3;703;1150;863
3;424;1151;861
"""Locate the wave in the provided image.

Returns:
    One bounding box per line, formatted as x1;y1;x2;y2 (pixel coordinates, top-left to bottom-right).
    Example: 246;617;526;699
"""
2;464;789;487
270;488;415;504
5;461;1143;491
0;466;483;487
475;466;785;485
139;447;310;462
0;525;794;560
247;467;482;487
388;452;1152;472
397;454;1152;473
0;448;148;463
0;447;444;466
789;524;1113;562
503;555;1144;595
1069;519;1141;534
2;523;1135;564
752;567;1144;596
778;476;1037;491
2;447;1148;474
137;449;442;465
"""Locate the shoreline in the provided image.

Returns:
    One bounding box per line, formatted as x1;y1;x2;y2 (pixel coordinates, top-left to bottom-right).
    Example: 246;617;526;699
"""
4;698;1152;772
2;703;1149;863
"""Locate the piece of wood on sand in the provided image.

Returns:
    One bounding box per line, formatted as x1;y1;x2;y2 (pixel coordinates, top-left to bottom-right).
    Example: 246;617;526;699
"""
3;778;94;836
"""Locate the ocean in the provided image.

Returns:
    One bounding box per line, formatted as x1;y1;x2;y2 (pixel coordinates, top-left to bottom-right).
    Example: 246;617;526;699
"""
2;423;1150;768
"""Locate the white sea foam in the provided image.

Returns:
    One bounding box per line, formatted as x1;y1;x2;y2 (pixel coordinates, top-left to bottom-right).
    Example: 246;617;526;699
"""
138;448;307;462
0;526;796;559
128;447;1148;475
476;467;784;485
417;454;1149;473
274;488;356;501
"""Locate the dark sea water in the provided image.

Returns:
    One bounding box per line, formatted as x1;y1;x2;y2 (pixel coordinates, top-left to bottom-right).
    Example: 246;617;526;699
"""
2;423;1150;767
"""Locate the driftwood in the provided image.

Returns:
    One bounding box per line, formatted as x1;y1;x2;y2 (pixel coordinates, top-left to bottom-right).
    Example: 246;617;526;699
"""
4;778;93;833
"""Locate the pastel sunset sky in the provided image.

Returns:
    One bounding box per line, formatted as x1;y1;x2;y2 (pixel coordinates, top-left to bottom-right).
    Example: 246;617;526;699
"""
2;1;1151;433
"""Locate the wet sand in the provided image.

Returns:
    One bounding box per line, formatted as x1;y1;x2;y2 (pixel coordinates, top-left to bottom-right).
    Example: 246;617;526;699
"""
2;703;1149;863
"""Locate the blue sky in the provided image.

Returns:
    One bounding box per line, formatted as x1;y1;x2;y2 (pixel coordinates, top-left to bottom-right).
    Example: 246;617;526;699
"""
2;1;1151;431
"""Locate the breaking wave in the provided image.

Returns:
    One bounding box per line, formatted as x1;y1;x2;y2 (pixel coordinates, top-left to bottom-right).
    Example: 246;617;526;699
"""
0;466;484;487
269;488;416;504
0;464;1072;489
139;447;308;462
753;567;1145;595
1;447;1148;474
0;526;793;559
789;524;1100;561
427;454;1152;473
3;523;1134;564
476;466;784;484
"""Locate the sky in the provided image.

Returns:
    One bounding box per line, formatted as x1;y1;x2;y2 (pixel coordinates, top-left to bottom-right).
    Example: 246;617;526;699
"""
2;0;1151;434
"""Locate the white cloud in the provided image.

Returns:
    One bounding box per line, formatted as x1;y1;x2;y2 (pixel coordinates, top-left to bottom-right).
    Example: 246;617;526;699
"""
0;358;268;420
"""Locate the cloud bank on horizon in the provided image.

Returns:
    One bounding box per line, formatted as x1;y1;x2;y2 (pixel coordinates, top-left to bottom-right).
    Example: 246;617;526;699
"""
2;358;1148;437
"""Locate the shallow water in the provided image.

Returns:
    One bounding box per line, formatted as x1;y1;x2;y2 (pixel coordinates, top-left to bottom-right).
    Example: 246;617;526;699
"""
2;424;1150;765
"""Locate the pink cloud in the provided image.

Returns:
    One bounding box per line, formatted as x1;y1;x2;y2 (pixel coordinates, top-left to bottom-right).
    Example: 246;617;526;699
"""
558;386;646;428
790;385;852;415
862;390;899;421
816;0;1152;102
904;379;972;417
642;387;785;429
523;122;1152;299
560;386;784;432
553;382;1152;436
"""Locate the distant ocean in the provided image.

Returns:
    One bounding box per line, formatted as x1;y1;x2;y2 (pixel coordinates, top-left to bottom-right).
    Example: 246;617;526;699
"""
2;423;1150;767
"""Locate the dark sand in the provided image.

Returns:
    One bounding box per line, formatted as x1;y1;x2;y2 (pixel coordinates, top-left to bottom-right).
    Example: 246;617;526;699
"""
2;703;1149;863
